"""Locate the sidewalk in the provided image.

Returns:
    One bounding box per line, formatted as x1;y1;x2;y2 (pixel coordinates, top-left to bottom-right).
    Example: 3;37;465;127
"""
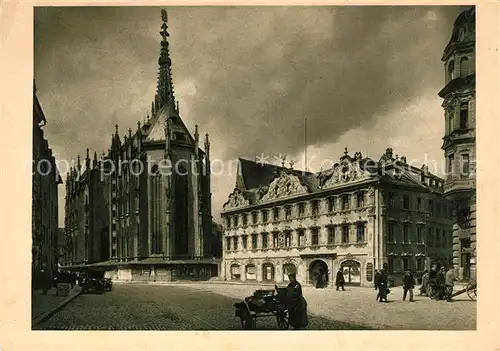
32;286;82;327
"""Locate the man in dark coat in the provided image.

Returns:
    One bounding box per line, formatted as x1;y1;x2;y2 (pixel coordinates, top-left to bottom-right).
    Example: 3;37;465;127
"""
286;274;308;330
335;269;345;291
377;266;389;302
402;269;415;302
374;269;380;290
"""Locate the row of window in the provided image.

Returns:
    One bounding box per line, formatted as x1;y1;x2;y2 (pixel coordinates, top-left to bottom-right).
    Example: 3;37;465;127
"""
225;192;368;228
387;222;452;248
387;256;426;273
225;223;367;251
447;56;471;83
229;262;296;282
388;193;452;218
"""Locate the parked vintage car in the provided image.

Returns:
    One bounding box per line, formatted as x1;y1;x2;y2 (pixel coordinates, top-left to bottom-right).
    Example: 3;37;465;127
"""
81;271;106;294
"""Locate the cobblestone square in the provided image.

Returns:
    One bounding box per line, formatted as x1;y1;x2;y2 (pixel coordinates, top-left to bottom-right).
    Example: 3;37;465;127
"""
33;283;476;330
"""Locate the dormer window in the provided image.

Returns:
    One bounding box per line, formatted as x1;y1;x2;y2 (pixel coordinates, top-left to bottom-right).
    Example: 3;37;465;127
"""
174;132;186;141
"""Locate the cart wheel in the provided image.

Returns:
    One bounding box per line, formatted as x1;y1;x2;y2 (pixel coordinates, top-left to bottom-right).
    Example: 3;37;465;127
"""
466;281;477;301
276;311;289;330
240;314;254;330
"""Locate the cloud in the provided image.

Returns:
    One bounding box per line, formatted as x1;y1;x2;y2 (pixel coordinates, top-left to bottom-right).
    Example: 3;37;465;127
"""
34;6;462;224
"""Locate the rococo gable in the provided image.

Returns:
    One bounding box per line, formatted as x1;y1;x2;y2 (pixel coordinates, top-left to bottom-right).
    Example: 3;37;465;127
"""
223;188;250;210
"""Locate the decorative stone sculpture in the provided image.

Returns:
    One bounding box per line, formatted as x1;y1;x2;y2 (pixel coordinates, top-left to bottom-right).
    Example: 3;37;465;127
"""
259;172;308;202
223;189;250;210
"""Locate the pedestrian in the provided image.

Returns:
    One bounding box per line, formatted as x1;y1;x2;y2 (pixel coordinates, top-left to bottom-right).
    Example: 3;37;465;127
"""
402;269;415;302
445;266;455;302
41;267;49;295
374;269;380;290
435;267;446;300
335;268;345;291
286;274;308;330
419;270;429;296
377;265;389;302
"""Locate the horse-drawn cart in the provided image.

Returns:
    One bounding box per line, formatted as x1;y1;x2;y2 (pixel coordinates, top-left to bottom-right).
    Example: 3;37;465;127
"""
451;280;477;300
234;287;289;330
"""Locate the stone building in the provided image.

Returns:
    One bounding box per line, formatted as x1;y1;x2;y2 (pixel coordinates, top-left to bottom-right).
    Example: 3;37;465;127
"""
97;9;217;282
221;149;453;287
32;82;63;282
64;149;109;266
439;7;476;281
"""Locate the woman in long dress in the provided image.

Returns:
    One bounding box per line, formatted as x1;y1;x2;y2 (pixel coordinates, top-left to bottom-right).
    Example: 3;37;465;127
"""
286;274;308;329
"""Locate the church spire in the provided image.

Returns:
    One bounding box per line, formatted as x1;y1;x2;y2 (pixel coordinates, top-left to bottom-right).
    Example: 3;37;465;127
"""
156;9;176;110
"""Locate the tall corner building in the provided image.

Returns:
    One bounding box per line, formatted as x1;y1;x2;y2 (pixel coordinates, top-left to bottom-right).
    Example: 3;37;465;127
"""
438;7;476;281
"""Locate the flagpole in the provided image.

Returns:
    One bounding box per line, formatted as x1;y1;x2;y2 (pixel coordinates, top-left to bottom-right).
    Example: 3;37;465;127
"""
304;116;308;173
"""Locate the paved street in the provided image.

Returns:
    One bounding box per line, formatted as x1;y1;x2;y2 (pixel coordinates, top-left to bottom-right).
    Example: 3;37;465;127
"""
33;282;476;330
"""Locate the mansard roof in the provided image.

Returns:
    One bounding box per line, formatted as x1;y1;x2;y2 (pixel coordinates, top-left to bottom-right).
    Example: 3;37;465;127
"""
222;149;445;212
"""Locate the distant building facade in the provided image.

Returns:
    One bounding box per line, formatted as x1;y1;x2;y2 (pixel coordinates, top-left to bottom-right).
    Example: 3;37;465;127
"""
63;10;219;281
32;82;63;281
64;149;109;266
439;7;476;281
221;149;453;287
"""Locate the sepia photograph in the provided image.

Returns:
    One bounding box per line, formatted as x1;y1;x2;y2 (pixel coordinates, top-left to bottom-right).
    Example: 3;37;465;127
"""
30;5;477;331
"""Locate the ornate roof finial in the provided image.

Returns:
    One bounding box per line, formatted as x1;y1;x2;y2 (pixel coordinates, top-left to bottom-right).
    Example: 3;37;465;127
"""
137;121;141;130
128;128;132;139
289;160;294;170
115;124;119;135
194;124;199;142
344;147;348;156
280;154;287;167
156;9;176;109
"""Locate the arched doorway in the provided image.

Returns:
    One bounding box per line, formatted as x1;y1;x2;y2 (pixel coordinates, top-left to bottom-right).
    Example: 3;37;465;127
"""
309;260;329;288
341;260;361;286
282;263;296;282
262;263;275;282
230;264;240;280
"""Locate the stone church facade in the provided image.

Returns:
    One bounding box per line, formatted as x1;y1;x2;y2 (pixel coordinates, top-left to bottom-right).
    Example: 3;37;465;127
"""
221;149;453;287
63;10;219;281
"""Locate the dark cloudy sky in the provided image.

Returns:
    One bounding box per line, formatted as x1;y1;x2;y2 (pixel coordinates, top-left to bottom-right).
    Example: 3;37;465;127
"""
34;6;463;225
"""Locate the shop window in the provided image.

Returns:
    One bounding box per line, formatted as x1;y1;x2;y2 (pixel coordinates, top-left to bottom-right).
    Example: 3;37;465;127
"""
230;264;241;280
262;263;275;282
245;265;256;280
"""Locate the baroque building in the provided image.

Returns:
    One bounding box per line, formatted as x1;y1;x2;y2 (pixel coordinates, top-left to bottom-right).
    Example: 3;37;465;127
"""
64;149;109;266
221;149;453;287
95;9;218;281
32;82;63;283
439;7;476;281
